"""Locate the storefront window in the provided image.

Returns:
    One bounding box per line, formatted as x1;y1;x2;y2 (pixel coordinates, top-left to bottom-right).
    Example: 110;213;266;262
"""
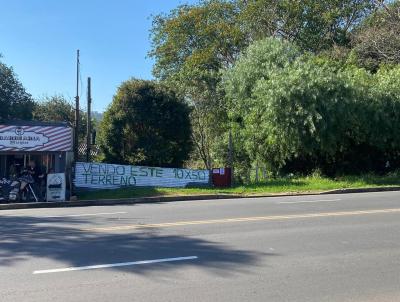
1;153;56;178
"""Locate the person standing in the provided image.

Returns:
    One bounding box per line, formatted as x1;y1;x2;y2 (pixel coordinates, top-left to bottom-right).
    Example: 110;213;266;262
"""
8;160;21;179
27;160;45;201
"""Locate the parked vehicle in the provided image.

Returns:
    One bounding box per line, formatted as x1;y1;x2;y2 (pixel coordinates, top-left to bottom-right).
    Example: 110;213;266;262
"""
13;173;38;202
0;173;38;203
0;178;13;203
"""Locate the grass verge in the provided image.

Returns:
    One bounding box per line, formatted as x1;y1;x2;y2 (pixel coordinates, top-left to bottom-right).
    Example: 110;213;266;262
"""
77;174;400;201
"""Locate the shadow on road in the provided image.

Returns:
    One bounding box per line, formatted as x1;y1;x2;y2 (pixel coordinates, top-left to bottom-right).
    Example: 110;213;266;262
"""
0;215;273;276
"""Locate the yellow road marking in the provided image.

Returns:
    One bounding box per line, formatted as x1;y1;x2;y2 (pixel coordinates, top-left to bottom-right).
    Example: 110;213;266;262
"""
86;208;400;232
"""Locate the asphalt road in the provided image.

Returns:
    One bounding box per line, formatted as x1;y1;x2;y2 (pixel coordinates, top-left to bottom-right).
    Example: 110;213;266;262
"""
1;191;400;302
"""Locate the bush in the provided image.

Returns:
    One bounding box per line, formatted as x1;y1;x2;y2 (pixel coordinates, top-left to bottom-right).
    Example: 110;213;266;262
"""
98;79;193;167
223;37;400;176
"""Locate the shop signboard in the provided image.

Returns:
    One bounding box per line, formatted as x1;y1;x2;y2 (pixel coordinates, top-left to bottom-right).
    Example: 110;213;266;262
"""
75;162;210;189
0;125;72;152
46;173;66;201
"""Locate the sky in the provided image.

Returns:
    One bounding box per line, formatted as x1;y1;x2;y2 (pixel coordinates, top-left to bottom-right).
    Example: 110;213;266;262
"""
0;0;196;112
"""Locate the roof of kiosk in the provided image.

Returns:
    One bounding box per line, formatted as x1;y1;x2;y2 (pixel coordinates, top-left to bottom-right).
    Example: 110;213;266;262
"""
2;120;70;127
0;120;72;152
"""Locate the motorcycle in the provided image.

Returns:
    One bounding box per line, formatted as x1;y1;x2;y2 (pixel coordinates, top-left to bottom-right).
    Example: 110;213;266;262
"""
9;173;39;203
0;178;13;203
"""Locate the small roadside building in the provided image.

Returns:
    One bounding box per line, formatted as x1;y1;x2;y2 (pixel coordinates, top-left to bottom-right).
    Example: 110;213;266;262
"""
0;121;74;199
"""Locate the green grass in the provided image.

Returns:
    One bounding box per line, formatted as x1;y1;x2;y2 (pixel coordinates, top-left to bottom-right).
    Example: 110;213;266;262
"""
77;173;400;201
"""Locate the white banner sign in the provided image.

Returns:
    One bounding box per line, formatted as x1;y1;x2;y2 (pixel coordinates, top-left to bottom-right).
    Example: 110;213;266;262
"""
47;173;66;201
74;162;210;189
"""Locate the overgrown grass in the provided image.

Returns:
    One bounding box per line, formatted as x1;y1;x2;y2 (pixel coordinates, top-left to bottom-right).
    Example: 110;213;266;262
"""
77;173;400;200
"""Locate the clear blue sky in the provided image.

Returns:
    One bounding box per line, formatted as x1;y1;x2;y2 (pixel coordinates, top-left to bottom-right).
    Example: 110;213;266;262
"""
0;0;196;112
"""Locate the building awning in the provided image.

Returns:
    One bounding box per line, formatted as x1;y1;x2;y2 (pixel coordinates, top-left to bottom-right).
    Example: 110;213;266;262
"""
0;121;73;152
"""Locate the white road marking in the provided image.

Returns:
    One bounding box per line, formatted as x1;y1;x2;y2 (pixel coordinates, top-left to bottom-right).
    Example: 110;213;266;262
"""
278;199;342;204
42;212;128;218
33;256;198;274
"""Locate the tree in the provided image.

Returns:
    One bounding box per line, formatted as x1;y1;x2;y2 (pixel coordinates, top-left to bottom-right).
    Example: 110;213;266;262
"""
149;0;245;169
150;0;244;81
33;95;74;126
98;79;192;167
223;38;303;173
149;0;387;169
33;95;88;142
352;1;400;70
224;37;400;175
0;59;34;122
239;0;380;53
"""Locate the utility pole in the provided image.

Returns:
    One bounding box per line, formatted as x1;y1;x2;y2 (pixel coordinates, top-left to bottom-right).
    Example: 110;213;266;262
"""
74;49;80;162
86;77;91;162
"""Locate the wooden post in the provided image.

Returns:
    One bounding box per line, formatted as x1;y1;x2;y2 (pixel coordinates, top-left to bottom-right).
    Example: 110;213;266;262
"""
86;77;91;162
74;50;80;162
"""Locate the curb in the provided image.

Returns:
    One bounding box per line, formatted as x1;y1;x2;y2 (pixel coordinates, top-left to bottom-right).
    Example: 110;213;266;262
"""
0;194;240;210
321;186;400;194
1;186;400;210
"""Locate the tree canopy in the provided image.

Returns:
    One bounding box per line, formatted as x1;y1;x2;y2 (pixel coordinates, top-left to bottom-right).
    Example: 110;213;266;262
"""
98;80;193;167
150;0;244;82
352;1;400;70
0;59;34;123
239;0;379;52
33;95;89;142
150;0;245;169
149;0;391;171
224;38;400;175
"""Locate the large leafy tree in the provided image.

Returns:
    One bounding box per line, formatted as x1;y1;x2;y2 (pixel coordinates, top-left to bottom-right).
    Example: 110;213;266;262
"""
150;0;244;81
0;59;34;122
150;0;387;170
150;0;245;169
239;0;380;52
33;95;75;126
224;38;400;175
221;37;303;174
33;95;88;142
352;1;400;70
223;38;303;172
98;79;192;167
